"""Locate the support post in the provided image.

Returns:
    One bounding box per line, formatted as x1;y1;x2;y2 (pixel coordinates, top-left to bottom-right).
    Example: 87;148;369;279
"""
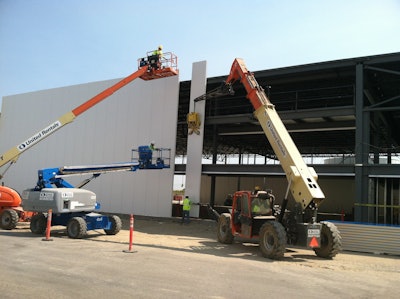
185;61;207;217
354;63;370;222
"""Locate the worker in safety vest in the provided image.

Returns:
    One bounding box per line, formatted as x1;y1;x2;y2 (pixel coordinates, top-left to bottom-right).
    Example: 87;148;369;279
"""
181;195;192;224
251;197;261;214
152;45;163;69
153;45;163;57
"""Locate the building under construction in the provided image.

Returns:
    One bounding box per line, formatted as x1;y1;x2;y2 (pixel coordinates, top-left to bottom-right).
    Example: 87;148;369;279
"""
176;52;400;225
1;52;399;226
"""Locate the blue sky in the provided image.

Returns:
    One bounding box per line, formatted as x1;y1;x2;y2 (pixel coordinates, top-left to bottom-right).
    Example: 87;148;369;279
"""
1;0;400;110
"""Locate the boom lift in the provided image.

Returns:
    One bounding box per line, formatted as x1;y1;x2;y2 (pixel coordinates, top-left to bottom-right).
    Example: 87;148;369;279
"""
22;147;170;238
203;58;341;259
0;51;178;230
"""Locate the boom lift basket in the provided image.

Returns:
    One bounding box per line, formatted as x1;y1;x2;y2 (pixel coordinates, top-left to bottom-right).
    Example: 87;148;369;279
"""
138;52;179;80
132;146;171;169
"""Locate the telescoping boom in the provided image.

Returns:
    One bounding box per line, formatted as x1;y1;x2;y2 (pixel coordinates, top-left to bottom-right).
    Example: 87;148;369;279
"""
0;52;178;178
225;58;325;211
204;58;341;259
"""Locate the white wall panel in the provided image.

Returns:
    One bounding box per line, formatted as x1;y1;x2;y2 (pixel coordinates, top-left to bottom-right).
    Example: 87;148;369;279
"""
185;61;207;217
0;74;179;217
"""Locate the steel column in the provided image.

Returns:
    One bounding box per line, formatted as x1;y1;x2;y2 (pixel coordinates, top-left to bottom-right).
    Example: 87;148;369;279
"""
354;63;370;222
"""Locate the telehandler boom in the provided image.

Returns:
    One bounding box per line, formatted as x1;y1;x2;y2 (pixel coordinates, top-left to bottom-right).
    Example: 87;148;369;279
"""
204;58;341;259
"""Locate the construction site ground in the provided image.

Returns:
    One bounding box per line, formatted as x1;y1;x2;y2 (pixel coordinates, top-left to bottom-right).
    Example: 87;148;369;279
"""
1;215;399;299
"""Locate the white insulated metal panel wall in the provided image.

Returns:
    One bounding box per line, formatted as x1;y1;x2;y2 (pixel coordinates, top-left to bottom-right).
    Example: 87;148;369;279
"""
0;75;179;217
185;61;207;217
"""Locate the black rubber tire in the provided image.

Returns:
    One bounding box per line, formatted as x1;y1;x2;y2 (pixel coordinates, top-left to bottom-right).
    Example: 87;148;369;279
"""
0;209;19;230
67;217;87;239
217;213;234;244
104;215;122;235
30;213;47;234
314;221;342;259
259;221;287;259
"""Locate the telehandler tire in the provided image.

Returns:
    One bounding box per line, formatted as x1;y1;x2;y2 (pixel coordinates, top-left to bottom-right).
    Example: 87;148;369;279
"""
217;213;234;244
313;221;342;258
0;209;19;230
259;221;287;259
30;213;47;234
104;215;122;235
67;217;87;239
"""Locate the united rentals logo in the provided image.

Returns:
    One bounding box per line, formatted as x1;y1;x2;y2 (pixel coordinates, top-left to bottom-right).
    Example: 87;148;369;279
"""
17;121;61;152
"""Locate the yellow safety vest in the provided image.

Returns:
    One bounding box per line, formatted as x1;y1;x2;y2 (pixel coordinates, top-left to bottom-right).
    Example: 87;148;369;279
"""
153;49;163;56
252;204;260;213
183;198;191;211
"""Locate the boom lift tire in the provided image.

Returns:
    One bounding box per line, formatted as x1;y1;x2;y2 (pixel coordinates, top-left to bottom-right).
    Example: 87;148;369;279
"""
313;221;342;259
67;217;87;239
30;213;47;234
0;209;19;230
104;215;122;235
259;221;287;259
217;213;234;244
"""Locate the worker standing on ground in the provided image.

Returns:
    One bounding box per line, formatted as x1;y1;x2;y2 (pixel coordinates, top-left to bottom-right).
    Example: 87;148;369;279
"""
181;195;192;224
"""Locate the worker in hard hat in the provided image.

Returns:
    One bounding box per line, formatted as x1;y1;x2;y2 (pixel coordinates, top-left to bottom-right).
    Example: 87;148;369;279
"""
153;45;163;57
252;185;261;195
181;195;192;224
149;141;156;151
152;45;163;69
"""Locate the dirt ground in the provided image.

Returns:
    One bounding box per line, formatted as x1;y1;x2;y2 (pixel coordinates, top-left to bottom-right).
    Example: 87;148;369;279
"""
69;214;400;273
6;215;400;298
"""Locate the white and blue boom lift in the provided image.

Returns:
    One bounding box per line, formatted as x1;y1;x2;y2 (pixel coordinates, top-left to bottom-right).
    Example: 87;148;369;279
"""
22;147;170;238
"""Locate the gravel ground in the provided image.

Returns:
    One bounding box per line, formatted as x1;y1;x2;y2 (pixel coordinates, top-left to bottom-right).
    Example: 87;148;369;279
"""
1;215;399;298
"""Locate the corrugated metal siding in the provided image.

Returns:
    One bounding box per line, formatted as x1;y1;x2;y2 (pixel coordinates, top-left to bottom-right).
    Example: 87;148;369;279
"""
332;222;400;255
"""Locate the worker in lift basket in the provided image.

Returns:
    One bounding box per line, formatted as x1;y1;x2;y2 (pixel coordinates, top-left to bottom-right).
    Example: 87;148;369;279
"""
149;141;156;151
152;45;163;69
181;195;192;224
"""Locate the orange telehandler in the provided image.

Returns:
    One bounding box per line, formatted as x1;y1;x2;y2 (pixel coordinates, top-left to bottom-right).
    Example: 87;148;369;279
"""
0;51;178;229
203;58;341;259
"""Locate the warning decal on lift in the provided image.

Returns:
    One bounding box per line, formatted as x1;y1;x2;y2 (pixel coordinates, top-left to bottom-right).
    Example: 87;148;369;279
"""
307;223;321;248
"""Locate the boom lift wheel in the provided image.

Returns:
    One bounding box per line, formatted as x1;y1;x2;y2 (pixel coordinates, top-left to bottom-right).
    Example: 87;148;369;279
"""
217;213;234;244
313;221;342;258
0;209;19;230
67;217;87;239
104;215;122;235
259;221;287;259
30;213;47;234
